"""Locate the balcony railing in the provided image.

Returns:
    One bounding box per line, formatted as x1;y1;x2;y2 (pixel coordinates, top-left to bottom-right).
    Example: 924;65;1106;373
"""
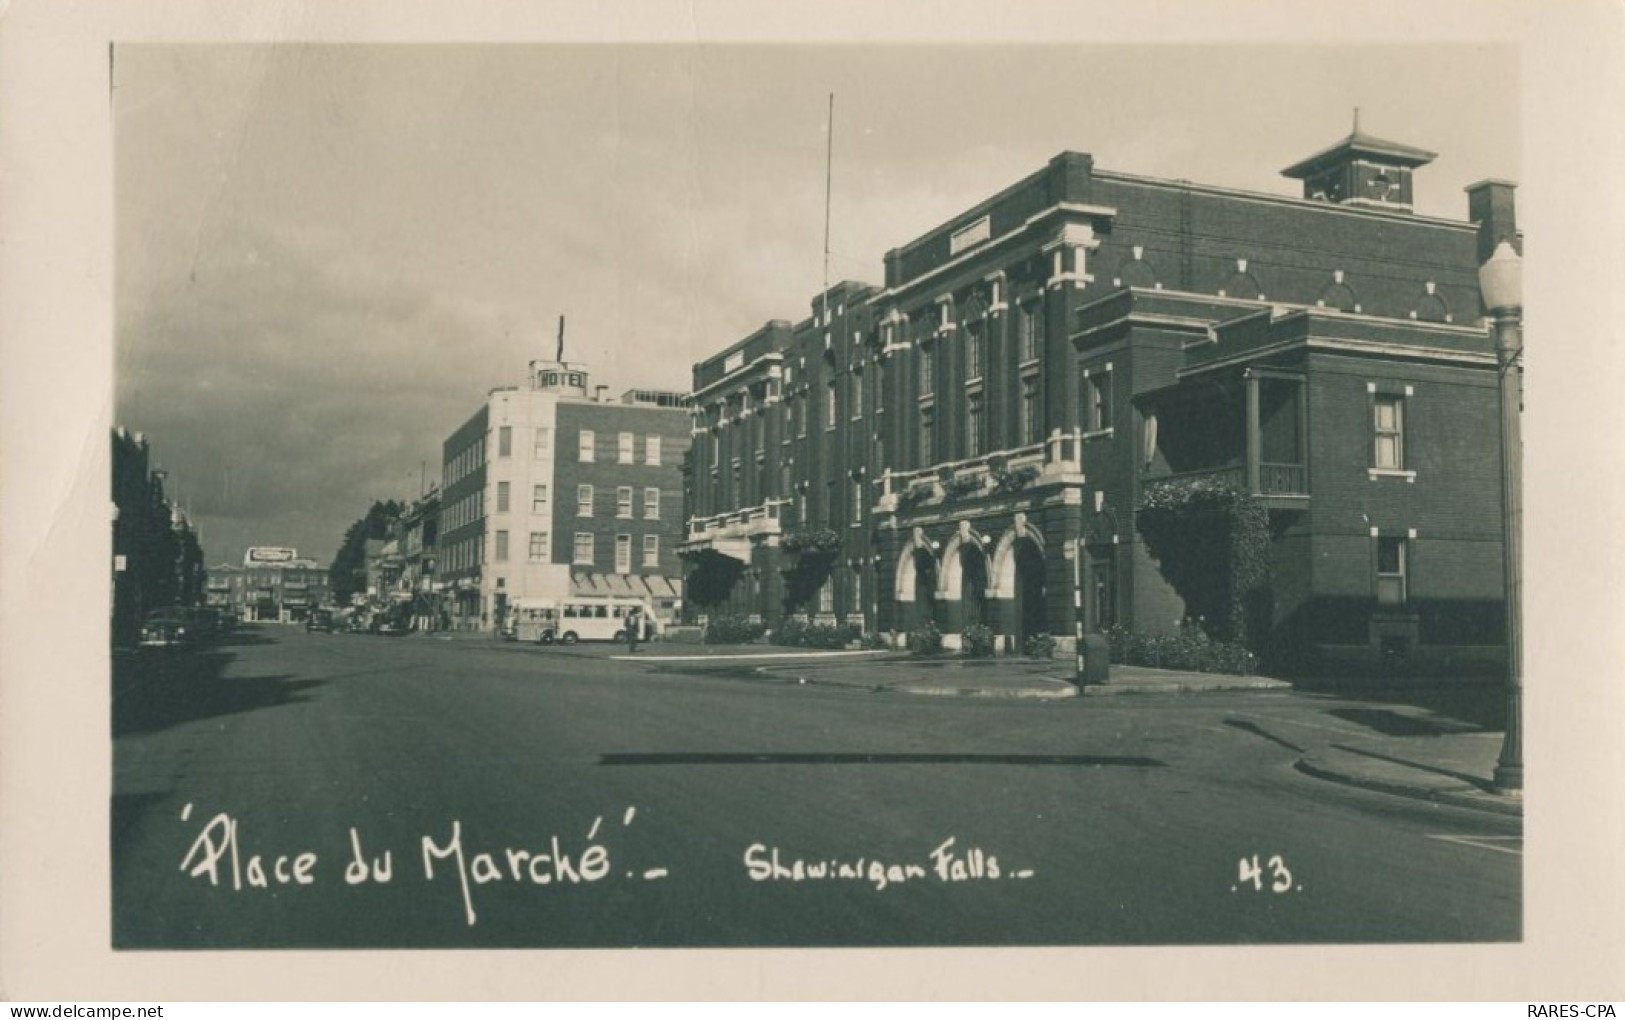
683;499;789;543
1146;462;1308;499
878;429;1086;512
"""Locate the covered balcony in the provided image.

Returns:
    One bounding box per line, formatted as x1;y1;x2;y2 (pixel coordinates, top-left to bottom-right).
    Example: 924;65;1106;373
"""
679;499;789;563
1141;367;1309;509
876;429;1086;513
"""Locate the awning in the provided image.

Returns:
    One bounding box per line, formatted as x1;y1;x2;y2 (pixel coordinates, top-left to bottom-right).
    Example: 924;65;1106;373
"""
570;571;682;601
678;537;752;563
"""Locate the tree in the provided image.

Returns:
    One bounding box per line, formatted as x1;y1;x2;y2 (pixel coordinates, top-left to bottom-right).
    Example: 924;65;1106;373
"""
328;500;404;604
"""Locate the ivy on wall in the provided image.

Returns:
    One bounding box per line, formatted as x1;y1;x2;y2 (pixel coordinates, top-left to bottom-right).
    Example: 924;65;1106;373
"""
780;528;842;612
1136;476;1270;645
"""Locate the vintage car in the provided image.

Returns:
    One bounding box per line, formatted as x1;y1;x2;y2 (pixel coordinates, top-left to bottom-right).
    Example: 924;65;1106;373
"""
138;606;201;649
305;609;335;633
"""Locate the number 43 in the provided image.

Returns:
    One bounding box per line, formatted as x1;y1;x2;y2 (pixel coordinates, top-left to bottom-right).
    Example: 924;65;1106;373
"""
1238;854;1296;893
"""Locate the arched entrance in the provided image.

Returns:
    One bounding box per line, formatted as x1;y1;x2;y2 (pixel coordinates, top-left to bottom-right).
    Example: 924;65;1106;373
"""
911;549;938;633
1012;538;1047;645
960;543;990;629
991;517;1048;651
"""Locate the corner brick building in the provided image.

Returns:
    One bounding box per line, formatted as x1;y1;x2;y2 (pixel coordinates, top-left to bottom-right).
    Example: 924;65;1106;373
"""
439;360;691;631
680;127;1519;674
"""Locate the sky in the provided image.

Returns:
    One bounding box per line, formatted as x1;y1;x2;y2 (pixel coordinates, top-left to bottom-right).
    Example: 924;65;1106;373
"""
114;44;1519;566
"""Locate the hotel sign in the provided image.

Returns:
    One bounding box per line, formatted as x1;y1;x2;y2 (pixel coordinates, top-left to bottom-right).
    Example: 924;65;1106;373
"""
245;547;298;566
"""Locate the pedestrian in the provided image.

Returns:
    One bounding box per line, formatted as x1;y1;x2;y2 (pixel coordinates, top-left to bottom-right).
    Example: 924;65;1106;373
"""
626;607;641;654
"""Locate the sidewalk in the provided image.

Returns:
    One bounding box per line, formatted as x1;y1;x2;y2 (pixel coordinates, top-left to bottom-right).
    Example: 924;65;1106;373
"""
1293;730;1520;817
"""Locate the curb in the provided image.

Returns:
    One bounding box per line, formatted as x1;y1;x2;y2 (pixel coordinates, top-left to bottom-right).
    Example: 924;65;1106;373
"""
890;682;1079;700
1294;756;1522;818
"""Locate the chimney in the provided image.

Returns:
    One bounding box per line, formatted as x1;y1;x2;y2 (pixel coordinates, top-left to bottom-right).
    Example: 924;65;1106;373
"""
1465;179;1519;264
595;385;609;402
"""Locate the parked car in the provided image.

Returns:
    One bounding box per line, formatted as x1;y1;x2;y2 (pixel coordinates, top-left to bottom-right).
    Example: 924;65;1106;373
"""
139;606;200;649
305;609;335;633
372;605;414;637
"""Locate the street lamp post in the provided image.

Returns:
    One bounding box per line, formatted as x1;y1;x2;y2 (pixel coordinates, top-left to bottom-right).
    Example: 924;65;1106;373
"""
1479;240;1523;794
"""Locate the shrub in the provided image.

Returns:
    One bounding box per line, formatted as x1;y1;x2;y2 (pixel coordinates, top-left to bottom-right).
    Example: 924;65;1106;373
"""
909;619;944;656
961;623;996;658
991;465;1042;496
1023;632;1057;660
770;616;861;649
1105;619;1256;675
861;631;891;650
946;474;984;498
704;615;766;645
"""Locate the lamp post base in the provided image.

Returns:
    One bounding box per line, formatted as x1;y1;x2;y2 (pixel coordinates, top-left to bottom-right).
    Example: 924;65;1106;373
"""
1492;764;1523;795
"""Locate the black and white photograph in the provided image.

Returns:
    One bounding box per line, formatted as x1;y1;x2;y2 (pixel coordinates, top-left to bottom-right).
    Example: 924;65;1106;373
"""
4;0;1625;1003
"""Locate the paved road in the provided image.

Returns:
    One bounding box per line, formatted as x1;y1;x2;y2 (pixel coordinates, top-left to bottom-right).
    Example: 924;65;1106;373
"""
111;626;1520;948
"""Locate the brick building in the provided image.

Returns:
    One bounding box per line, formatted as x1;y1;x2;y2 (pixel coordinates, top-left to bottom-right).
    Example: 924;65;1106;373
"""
204;547;329;624
437;359;692;631
680;126;1518;673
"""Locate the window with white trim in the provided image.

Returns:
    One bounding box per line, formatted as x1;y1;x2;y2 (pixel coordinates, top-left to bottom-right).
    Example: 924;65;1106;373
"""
533;427;551;459
1086;370;1112;433
532;484;548;513
578;429;595;462
615;534;632;573
850;370;864;420
618;432;635;464
642;534;660;567
577;484;594;517
644;487;660;520
616;486;633;518
528;532;549;562
645;434;661;465
573;532;595;566
1374;395;1404;470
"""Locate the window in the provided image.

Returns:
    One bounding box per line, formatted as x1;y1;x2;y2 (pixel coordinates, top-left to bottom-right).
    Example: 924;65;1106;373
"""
1374;396;1405;469
496;480;510;513
615;534;632;573
1087;371;1112;432
533;428;552;459
1020;300;1045;361
796;397;807;437
1376;536;1407;605
532;484;548;514
494;530;509;562
577;484;594;517
498;426;512;457
618;432;634;464
852;568;863;612
920;406;936;465
853;479;865;520
573;533;595;566
824;379;837;430
874;361;885;412
646;434;661;465
644;487;660;520
613;486;631;518
1021;379;1042;445
643;534;660;566
918;343;936;397
965;321;983;381
818;578;835;614
851;370;864;419
967;392;984;456
578;429;595;462
529;532;549;562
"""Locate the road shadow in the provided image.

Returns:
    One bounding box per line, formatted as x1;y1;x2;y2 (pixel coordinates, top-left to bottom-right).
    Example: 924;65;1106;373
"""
110;790;171;847
600;751;1163;767
1324;706;1484;737
113;647;326;738
1289;678;1506;731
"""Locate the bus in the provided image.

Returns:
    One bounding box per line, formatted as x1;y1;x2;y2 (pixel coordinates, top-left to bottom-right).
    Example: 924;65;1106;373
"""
502;596;658;644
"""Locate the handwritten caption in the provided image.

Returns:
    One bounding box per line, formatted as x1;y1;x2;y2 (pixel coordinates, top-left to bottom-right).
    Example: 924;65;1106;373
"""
175;803;1037;926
